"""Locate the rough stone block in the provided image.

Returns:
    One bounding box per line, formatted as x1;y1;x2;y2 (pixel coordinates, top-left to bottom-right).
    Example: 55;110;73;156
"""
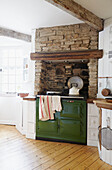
49;35;63;41
73;69;81;75
90;45;98;49
40;30;56;37
83;39;90;44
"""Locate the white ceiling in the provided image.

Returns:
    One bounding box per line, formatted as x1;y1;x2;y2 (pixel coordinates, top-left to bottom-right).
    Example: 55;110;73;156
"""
73;0;112;20
0;0;82;35
0;0;112;35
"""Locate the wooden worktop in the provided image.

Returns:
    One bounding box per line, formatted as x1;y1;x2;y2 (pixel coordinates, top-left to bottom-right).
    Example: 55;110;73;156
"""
23;96;36;101
93;99;112;110
87;98;104;103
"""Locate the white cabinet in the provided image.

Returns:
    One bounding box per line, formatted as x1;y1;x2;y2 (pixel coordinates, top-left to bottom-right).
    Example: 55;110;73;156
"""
16;97;27;135
23;99;36;139
0;96;18;125
87;103;99;146
16;97;36;139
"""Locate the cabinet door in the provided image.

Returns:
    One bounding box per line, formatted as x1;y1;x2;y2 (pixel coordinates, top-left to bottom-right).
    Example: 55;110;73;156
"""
60;119;80;138
60;100;86;143
37;120;58;137
59;119;86;143
60;100;83;119
36;98;58;138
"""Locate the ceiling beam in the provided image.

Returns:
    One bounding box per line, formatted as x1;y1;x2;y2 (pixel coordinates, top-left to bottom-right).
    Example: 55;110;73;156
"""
0;27;31;42
45;0;104;31
30;50;103;61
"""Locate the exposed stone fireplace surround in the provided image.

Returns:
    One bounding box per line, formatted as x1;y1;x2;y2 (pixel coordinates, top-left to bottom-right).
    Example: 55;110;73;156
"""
33;23;99;98
34;59;98;98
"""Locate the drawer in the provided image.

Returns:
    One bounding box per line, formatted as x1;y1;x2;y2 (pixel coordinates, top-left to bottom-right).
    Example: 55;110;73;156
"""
88;128;98;141
88;116;99;128
88;104;99;116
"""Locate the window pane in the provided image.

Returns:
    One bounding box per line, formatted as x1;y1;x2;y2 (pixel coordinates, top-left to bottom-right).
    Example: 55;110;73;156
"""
9;67;16;75
16;75;23;83
9;84;16;92
2;50;8;58
2;75;8;83
9;50;15;58
16;66;23;73
9;75;16;84
16;84;23;92
16;58;23;68
15;50;22;58
2;84;8;92
9;58;15;67
2;58;8;66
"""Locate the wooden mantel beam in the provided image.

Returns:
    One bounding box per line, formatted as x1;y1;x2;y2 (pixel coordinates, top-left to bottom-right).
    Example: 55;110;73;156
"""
30;50;103;61
0;27;31;42
45;0;104;31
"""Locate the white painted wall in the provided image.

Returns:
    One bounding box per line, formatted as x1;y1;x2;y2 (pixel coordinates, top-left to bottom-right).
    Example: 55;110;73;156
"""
98;18;112;98
0;96;17;125
0;37;35;125
98;17;112;165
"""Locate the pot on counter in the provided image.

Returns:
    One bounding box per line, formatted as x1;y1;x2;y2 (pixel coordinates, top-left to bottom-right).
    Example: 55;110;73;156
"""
101;88;110;96
101;77;111;97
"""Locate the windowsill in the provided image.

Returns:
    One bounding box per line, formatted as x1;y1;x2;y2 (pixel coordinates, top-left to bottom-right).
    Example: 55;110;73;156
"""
0;92;17;97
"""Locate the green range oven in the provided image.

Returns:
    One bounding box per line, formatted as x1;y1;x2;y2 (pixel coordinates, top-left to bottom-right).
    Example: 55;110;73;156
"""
36;98;87;144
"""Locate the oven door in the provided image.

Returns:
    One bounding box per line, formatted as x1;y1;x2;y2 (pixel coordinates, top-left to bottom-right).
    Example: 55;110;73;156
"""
60;99;82;120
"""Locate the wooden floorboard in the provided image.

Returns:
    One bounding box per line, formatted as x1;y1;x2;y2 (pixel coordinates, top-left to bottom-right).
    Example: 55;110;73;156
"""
0;125;112;170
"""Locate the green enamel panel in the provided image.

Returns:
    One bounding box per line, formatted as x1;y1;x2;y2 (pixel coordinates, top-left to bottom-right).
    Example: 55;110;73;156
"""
38;120;58;135
36;98;87;144
60;119;80;137
60;100;82;119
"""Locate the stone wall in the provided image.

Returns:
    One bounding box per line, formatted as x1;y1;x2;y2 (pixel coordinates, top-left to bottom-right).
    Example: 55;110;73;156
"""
46;61;89;94
35;23;98;52
35;61;47;95
34;23;99;98
34;59;98;98
34;60;89;96
88;59;98;98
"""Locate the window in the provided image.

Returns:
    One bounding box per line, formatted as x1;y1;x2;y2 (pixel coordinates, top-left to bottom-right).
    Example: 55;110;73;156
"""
0;46;29;93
